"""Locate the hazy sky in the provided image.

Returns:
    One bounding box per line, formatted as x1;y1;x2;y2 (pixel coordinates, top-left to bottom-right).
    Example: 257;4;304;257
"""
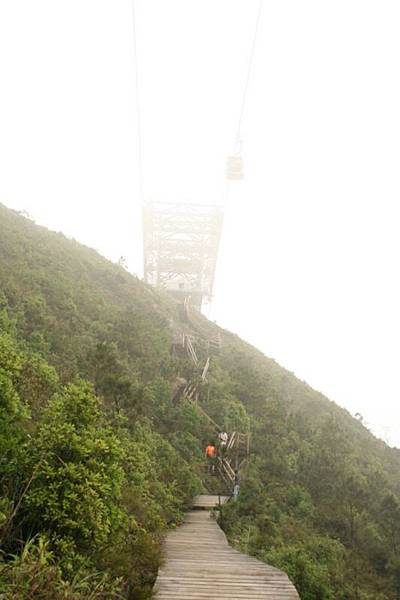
1;1;399;445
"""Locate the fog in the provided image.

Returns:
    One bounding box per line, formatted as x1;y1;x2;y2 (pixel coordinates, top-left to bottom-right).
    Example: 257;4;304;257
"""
1;0;399;445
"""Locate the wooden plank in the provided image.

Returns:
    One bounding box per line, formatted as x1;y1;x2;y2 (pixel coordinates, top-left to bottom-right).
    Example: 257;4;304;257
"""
154;510;299;599
191;495;230;508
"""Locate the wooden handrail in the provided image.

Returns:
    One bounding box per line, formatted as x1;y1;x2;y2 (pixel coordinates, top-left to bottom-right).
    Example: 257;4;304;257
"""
177;296;250;492
219;457;235;481
227;432;236;450
201;357;210;382
185;335;199;366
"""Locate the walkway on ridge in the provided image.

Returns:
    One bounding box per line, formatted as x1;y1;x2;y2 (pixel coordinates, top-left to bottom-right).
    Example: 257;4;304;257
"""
154;495;300;599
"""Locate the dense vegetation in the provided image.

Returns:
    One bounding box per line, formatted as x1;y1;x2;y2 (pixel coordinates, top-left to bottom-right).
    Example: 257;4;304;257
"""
1;203;400;599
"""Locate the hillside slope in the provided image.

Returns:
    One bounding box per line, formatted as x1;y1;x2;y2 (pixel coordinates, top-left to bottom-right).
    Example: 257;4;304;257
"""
1;203;400;600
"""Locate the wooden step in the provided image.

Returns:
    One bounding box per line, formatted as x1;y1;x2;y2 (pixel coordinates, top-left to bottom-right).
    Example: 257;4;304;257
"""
191;495;230;509
154;510;300;599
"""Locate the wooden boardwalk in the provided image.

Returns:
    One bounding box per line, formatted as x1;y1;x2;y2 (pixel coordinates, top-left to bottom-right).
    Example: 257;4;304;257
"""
191;494;230;509
154;497;300;599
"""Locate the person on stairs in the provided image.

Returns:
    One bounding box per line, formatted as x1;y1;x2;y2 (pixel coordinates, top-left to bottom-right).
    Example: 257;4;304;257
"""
218;430;228;456
233;470;240;500
205;442;216;473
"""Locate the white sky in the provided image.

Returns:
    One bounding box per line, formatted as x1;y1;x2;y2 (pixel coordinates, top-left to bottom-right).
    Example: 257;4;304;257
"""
1;1;399;446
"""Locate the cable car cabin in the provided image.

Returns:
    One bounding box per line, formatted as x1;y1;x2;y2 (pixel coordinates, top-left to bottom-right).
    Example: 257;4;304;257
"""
226;155;244;180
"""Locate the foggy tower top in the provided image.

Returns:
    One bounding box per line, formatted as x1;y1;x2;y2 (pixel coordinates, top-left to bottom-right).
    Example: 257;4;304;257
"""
142;202;223;311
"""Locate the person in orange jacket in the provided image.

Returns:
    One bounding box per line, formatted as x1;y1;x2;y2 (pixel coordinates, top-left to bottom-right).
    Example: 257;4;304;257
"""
205;442;216;473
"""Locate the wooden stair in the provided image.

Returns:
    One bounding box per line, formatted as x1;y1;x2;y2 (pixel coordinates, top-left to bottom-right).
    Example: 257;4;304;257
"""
154;497;300;599
191;494;230;509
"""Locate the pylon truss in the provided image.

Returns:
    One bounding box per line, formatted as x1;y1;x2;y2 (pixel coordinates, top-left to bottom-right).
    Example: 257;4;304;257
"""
143;202;223;310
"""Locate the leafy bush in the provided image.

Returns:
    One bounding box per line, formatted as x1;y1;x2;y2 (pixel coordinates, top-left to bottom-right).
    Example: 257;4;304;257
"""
21;381;126;571
0;537;123;600
264;538;346;600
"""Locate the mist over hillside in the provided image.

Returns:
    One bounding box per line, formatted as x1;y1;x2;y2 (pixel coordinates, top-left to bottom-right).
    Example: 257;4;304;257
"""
1;203;400;600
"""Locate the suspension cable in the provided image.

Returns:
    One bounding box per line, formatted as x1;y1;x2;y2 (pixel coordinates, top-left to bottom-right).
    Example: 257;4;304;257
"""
234;0;264;152
131;0;144;201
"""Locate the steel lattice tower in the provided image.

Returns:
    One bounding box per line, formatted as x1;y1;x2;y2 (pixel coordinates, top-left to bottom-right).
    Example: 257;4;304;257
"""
143;202;223;311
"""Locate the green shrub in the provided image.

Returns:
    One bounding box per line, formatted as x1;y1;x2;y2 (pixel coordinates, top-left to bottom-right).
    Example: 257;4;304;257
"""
21;381;126;571
0;536;123;599
264;538;346;600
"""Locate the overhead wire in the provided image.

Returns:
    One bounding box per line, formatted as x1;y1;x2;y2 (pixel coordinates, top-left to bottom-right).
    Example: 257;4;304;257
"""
132;0;263;199
233;0;264;154
223;0;263;205
131;0;144;201
218;0;264;317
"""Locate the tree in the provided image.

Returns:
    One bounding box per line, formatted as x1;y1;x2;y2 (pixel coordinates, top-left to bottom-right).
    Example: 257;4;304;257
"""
22;381;126;570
